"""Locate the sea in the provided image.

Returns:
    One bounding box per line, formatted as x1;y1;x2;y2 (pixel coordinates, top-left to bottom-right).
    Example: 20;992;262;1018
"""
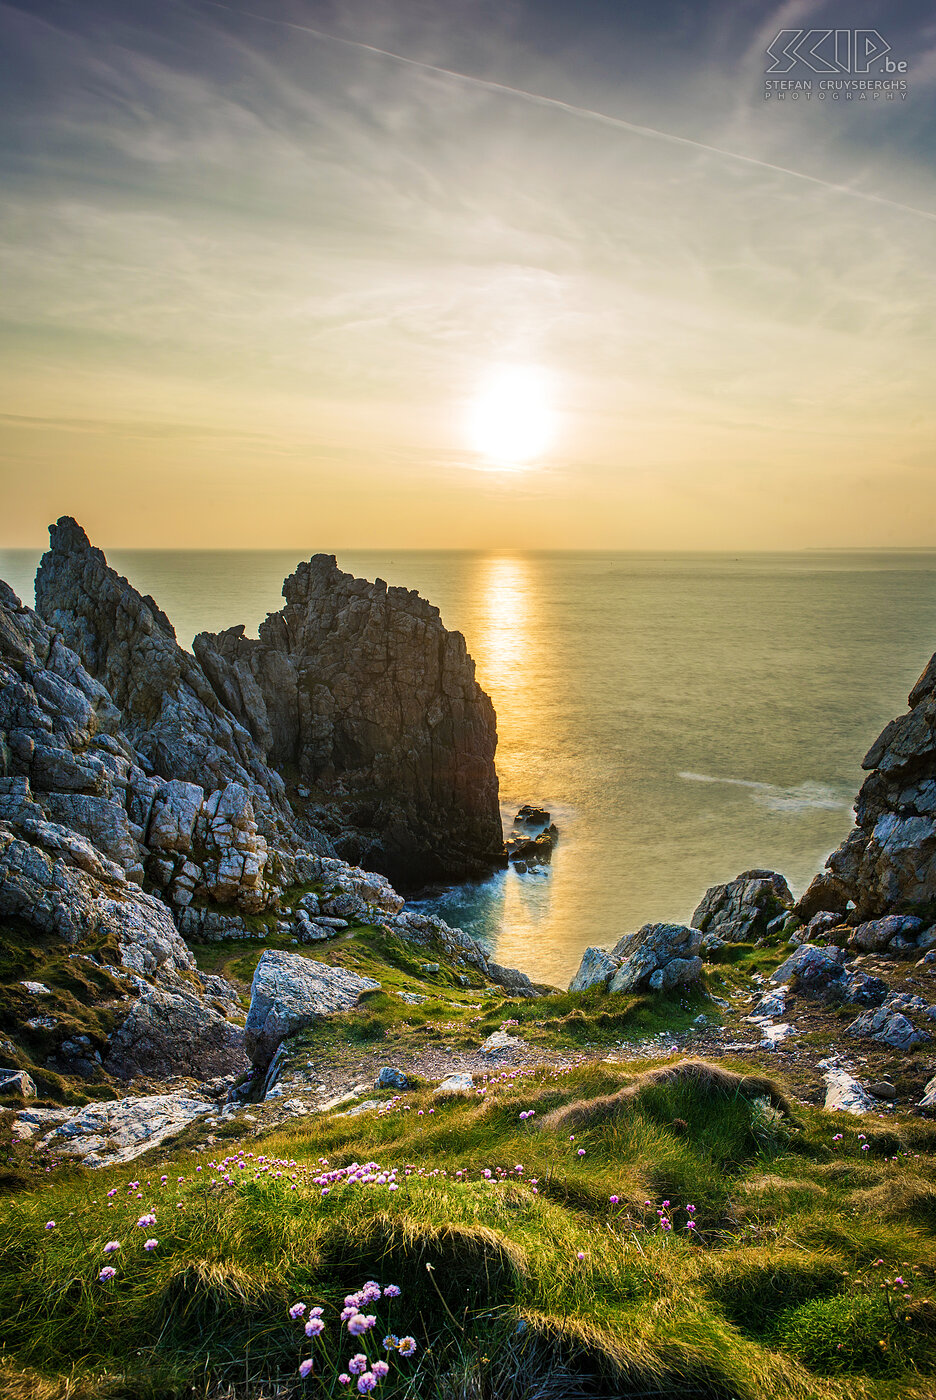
3;547;935;988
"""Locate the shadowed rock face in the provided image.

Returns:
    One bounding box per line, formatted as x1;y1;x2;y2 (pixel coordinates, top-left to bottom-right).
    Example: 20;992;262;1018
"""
34;520;504;889
805;649;936;920
34;518;294;830
193;553;506;888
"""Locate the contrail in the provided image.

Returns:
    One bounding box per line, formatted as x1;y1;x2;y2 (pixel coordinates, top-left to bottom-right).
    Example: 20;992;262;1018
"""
192;0;936;223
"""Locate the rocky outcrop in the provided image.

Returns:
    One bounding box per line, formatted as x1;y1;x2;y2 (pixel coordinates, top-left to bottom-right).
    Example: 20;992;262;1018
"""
569;946;621;992
803;651;936;921
105;988;247;1080
192;553;505;888
34;519;294;830
568;924;703;996
847;1003;931;1051
609;924;703;994
770;943;847;994
19;1091;214;1167
4;545;315;915
244;948;380;1070
691;870;794;944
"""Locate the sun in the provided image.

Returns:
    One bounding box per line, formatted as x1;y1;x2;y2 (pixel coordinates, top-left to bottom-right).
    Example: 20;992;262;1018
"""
467;365;556;467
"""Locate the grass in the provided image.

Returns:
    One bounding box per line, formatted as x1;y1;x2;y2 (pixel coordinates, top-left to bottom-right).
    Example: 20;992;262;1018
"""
3;915;935;1397
2;1049;936;1399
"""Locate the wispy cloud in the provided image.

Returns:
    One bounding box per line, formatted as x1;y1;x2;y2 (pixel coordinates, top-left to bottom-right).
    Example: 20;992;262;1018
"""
0;0;934;545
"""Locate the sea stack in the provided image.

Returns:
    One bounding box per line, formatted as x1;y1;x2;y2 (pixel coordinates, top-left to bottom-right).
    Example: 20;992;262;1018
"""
193;553;506;888
34;518;505;890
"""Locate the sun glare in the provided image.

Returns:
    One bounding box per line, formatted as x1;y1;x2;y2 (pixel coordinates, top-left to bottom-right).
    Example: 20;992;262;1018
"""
468;365;556;467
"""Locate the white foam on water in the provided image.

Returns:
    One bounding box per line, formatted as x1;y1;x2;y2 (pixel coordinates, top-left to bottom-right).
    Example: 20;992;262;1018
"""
678;772;851;813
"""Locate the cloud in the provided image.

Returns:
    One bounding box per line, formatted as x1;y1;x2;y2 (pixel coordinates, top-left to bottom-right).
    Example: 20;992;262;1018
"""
0;0;934;545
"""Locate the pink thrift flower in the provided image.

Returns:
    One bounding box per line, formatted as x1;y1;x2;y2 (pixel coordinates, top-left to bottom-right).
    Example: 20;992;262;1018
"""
299;1358;314;1379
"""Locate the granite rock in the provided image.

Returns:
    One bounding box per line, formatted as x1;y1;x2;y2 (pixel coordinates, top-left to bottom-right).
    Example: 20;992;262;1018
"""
691;870;793;944
34;1091;214;1167
847;1005;930;1050
807;648;936;919
568;946;621;992
245;948;380;1068
770;943;847;993
193;552;506;888
106;988;247;1080
607;923;703;995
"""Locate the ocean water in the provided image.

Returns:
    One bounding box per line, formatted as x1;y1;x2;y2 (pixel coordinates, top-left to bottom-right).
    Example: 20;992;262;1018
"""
3;547;936;987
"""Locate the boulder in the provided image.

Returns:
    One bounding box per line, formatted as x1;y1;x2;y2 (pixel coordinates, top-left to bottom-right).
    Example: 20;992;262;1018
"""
434;1073;475;1095
794;872;850;922
607;923;703;995
770;943;847;993
847;1006;930;1051
35;1091;213;1167
479;1029;526;1058
691;870;793;944
376;1067;410;1090
920;1074;936;1110
838;971;889;1008
106;989;247;1080
569;946;621;991
752;988;787;1019
849;914;923;952
0;1069;36;1098
244;949;380;1068
823;1066;877;1114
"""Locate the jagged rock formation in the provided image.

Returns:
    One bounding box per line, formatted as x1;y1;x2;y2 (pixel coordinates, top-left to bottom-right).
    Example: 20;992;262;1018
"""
192;553;505;887
691;870;794;944
0;523;538;1125
35;519;293;828
800;651;936;921
568;923;703;994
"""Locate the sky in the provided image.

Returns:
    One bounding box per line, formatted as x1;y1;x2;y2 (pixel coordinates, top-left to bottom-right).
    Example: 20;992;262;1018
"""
1;0;935;549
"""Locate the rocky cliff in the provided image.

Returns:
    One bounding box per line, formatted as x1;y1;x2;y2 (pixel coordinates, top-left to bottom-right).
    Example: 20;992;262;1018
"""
798;651;936;922
192;552;505;887
0;525;529;1127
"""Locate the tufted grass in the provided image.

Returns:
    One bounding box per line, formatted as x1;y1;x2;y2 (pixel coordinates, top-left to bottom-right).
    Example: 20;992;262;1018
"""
2;1050;936;1400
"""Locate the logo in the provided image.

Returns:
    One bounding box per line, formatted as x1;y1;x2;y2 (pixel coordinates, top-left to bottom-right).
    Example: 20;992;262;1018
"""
766;29;906;74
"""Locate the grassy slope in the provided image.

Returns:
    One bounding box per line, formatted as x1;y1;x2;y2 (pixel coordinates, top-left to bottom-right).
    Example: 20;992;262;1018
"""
2;1044;936;1399
3;924;936;1397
